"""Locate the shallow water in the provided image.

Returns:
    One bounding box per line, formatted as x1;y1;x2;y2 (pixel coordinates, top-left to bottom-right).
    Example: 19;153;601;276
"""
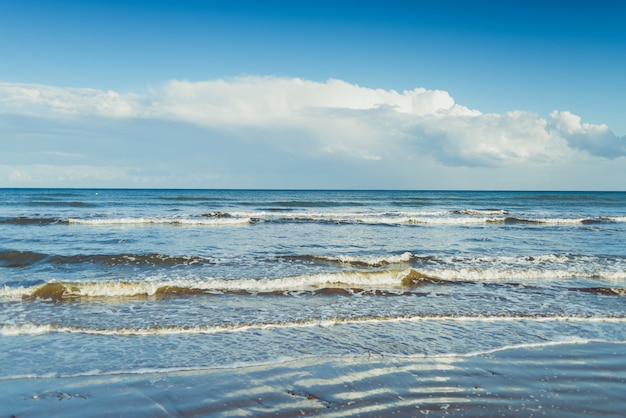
1;189;626;379
3;342;625;417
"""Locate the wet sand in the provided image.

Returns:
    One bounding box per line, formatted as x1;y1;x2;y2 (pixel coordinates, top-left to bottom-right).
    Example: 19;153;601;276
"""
2;341;625;417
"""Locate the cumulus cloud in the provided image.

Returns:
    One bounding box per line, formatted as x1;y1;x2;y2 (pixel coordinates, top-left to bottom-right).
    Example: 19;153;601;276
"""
0;77;622;167
548;110;626;158
405;110;574;167
154;77;477;124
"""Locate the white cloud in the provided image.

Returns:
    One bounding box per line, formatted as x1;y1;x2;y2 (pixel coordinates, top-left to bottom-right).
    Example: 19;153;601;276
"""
404;110;574;166
0;77;623;171
0;83;143;117
154;77;474;126
548;110;626;158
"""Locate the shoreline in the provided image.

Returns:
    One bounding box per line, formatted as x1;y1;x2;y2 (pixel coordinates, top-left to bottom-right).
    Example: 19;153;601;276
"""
2;341;625;417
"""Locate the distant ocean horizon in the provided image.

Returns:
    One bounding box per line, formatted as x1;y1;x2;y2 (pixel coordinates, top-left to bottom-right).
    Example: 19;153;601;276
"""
2;187;625;191
2;188;625;415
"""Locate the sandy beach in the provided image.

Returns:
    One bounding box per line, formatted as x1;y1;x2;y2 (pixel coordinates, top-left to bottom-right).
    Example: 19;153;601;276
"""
2;341;624;417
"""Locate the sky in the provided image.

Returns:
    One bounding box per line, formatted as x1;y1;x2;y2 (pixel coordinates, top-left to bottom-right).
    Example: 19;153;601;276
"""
0;0;625;190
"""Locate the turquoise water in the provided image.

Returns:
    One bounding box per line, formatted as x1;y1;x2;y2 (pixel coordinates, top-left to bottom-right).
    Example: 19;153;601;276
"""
1;189;626;378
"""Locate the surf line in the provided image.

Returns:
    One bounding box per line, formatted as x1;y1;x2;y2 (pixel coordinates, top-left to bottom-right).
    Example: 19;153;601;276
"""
4;314;626;337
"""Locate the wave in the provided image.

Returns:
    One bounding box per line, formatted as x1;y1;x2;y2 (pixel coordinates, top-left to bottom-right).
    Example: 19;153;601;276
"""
0;213;252;227
250;211;626;226
229;210;499;226
282;252;626;278
453;209;509;216
460;338;624;358
4;270;446;301
68;217;251;226
5;267;626;302
0;250;48;268
3;246;626;277
417;266;626;282
3;211;625;228
4;314;626;337
0;250;212;269
575;287;626;297
486;216;618;225
0;217;68;226
602;216;626;223
279;252;421;267
50;253;212;267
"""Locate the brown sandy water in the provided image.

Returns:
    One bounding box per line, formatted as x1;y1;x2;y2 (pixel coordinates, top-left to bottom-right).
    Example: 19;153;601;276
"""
2;341;624;417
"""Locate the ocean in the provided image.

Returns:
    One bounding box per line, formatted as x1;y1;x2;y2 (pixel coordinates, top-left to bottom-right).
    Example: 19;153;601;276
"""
1;189;626;416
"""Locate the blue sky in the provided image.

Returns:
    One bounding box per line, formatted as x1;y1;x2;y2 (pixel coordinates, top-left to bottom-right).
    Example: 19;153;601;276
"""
1;0;625;189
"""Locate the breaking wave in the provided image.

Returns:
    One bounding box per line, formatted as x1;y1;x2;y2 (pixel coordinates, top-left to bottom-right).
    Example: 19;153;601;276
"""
68;217;251;226
3;211;625;228
3;314;626;337
4;267;626;302
453;209;509;216
279;252;420;267
5;269;439;301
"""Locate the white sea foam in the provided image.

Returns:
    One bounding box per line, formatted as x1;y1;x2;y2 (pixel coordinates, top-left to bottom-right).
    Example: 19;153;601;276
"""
0;323;55;336
6;270;414;298
0;286;33;299
4;315;626;337
230;210;513;226
419;267;626;282
318;252;415;266
68;217;251;226
4;262;626;301
532;217;589;224
456;338;626;360
0;271;409;300
603;216;626;223
404;216;502;225
62;211;626;227
455;209;509;216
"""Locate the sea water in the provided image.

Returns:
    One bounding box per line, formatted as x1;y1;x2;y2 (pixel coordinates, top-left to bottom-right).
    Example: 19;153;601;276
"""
1;189;625;379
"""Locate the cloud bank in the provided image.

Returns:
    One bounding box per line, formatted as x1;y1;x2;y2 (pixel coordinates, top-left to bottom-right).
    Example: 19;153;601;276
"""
0;77;624;188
